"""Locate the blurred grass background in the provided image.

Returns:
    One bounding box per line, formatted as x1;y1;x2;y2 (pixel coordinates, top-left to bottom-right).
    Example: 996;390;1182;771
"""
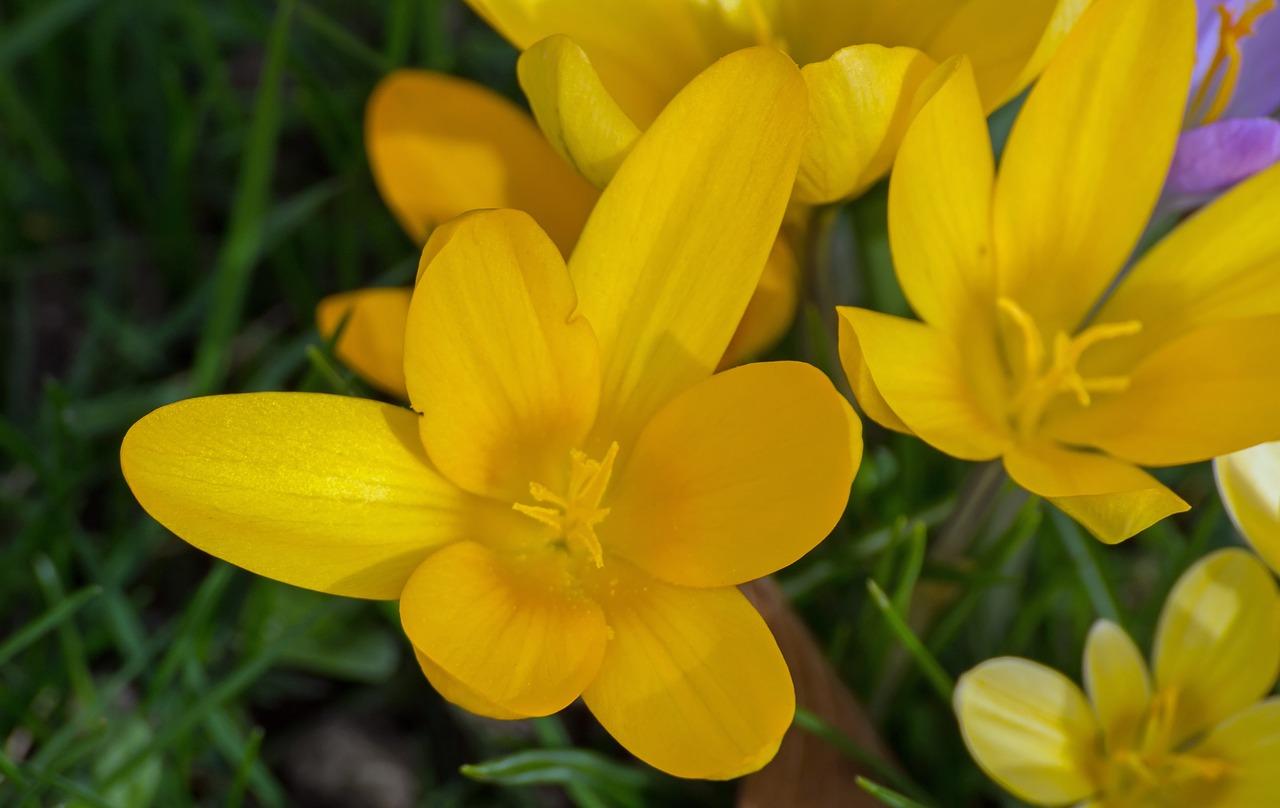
0;1;1241;806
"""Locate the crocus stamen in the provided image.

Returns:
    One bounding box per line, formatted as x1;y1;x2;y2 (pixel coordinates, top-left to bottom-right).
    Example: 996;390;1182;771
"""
513;442;619;568
997;298;1141;436
1190;0;1277;125
1107;686;1237;800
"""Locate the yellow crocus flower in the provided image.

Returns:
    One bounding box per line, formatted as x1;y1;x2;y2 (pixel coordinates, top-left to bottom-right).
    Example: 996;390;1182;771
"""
317;62;798;395
121;49;863;780
956;548;1280;807
838;0;1280;543
1217;442;1280;573
466;0;1090;204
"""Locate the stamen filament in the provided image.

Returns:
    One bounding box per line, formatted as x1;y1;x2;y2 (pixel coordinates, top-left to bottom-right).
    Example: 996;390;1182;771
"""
512;442;619;568
1190;0;1276;125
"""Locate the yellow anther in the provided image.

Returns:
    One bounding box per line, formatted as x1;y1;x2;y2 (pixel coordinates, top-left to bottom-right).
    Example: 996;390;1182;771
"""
1105;685;1238;801
1190;0;1276;125
997;298;1141;436
513;442;619;568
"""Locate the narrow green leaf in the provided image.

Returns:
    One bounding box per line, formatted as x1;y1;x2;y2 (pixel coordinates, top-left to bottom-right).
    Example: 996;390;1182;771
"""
856;776;933;808
1051;509;1122;625
0;583;100;668
865;579;954;703
191;0;295;395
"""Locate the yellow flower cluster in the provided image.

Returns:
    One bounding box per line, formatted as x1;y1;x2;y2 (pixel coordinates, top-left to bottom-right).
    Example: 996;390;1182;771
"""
119;0;1280;789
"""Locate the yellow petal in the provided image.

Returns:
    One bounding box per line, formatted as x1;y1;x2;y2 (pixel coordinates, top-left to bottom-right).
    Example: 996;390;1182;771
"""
954;657;1103;805
121;393;477;599
1002;441;1189;544
607;361;860;588
1153;548;1280;746
582;565;793;779
315;287;411;399
1083;619;1150;754
992;0;1195;337
365;69;596;254
926;0;1091;111
465;0;711;127
569;47;807;448
720;231;801;368
414;649;528;721
793;44;936;204
1044;315;1280;467
1087;163;1280;375
404;209;601;500
888;56;995;335
836;312;912;434
400;541;608;717
1216;443;1280;575
517;35;641;188
1191;698;1280;807
836;307;1010;460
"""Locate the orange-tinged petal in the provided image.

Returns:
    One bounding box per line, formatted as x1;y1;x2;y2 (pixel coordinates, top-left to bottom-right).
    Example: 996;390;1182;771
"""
836;307;1010;460
315;287;411;399
582;565;793;779
121;393;477;600
1003;441;1189;543
1044;315;1280;467
518;35;641;188
888;56;995;335
926;0;1090;111
1191;699;1280;806
400;541;608;717
414;649;528;721
366;70;596;254
1087;163;1280;375
1153;548;1280;746
465;0;711;127
607;362;859;588
720;232;801;368
793;44;936;204
1083;620;1150;754
1216;443;1280;575
404;210;601;500
569;47;807;449
993;0;1195;337
954;657;1103;806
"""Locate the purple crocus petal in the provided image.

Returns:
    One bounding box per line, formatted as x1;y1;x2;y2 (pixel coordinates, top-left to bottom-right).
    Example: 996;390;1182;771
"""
1228;5;1280;117
1188;1;1280;117
1165;117;1280;208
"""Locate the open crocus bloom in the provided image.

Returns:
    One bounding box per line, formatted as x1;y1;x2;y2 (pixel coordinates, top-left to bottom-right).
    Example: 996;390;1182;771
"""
1166;0;1280;207
467;0;1088;205
122;48;863;779
1216;442;1280;573
838;0;1280;543
956;549;1280;806
316;65;797;395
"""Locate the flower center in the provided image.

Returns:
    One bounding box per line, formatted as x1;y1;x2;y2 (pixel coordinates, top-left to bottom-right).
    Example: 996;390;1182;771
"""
512;443;619;568
1190;0;1276;125
997;298;1141;437
1105;687;1236;802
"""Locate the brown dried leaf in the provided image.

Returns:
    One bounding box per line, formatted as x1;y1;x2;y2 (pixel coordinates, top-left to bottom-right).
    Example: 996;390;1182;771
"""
738;578;891;808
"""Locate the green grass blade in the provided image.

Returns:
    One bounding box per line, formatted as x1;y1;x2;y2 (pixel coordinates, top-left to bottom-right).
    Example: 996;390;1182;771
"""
865;579;955;703
0;583;100;668
1051;509;1122;625
190;0;295;395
